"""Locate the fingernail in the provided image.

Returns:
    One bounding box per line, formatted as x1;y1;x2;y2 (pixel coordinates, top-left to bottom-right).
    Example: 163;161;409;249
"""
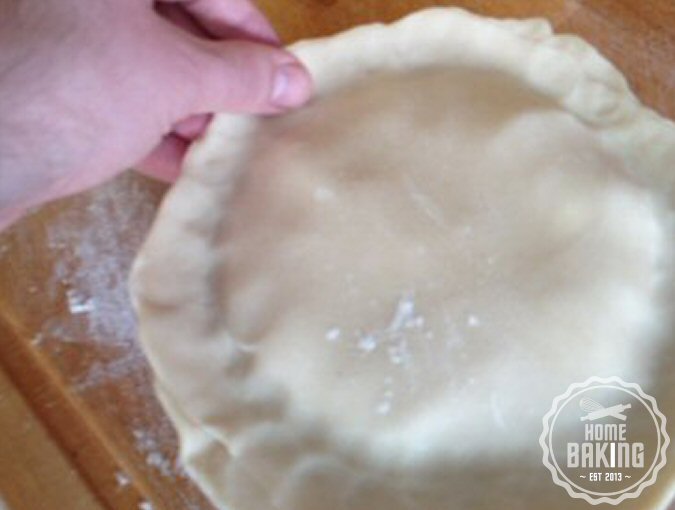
271;63;312;109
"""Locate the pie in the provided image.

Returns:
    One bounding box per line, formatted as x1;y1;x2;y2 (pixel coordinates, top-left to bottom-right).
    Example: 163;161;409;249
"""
131;8;675;509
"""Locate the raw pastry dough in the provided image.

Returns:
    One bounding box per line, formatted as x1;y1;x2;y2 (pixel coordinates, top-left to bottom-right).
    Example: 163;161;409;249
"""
131;8;675;510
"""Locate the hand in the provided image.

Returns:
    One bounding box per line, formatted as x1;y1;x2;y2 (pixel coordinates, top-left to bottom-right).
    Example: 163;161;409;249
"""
0;0;313;229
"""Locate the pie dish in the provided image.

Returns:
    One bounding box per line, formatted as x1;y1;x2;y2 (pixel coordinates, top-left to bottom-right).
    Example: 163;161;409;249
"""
131;8;675;509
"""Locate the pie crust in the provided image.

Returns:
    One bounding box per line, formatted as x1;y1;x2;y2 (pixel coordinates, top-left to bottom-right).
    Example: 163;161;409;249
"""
132;8;675;510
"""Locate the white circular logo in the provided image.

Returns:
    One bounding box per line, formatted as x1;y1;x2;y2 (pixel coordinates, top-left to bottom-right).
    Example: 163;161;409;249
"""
540;376;669;505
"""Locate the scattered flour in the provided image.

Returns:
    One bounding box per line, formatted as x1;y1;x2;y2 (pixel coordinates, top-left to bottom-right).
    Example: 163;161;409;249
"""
325;327;341;342
24;174;162;392
387;343;408;365
389;296;417;331
376;378;395;416
323;295;486;417
115;470;131;488
133;429;176;477
6;175;205;504
372;295;426;366
376;399;392;415
0;175;209;508
31;332;44;346
44;174;156;348
466;314;481;328
66;289;96;314
71;353;144;393
357;334;378;352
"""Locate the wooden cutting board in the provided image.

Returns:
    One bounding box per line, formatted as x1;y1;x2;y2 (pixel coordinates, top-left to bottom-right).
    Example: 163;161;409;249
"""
0;1;673;509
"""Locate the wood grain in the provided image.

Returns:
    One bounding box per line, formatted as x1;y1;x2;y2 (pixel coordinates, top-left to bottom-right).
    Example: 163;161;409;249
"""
0;1;673;509
0;365;104;510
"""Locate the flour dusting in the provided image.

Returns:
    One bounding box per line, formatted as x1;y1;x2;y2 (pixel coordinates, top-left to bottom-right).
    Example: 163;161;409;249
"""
44;174;156;349
66;289;96;314
133;428;175;478
466;314;481;328
325;327;341;342
20;175;201;502
115;470;131;488
357;334;378;352
26;173;160;399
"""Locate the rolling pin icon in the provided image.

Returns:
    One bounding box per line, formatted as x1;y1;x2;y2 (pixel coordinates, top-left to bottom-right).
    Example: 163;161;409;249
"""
579;397;632;421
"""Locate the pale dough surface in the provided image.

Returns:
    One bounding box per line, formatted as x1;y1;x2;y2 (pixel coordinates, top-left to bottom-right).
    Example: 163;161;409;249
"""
131;8;675;510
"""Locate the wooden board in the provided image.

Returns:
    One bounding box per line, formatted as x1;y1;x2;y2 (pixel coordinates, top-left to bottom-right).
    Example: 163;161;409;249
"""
0;365;104;510
0;1;673;509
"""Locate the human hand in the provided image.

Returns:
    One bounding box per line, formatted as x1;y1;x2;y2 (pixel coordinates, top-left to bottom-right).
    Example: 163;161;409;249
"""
0;0;313;229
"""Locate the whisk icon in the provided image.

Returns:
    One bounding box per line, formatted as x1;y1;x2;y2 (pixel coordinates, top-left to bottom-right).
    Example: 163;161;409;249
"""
579;397;631;421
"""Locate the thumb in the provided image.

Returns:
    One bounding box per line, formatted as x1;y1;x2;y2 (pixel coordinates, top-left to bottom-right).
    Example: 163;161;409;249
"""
178;39;313;116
